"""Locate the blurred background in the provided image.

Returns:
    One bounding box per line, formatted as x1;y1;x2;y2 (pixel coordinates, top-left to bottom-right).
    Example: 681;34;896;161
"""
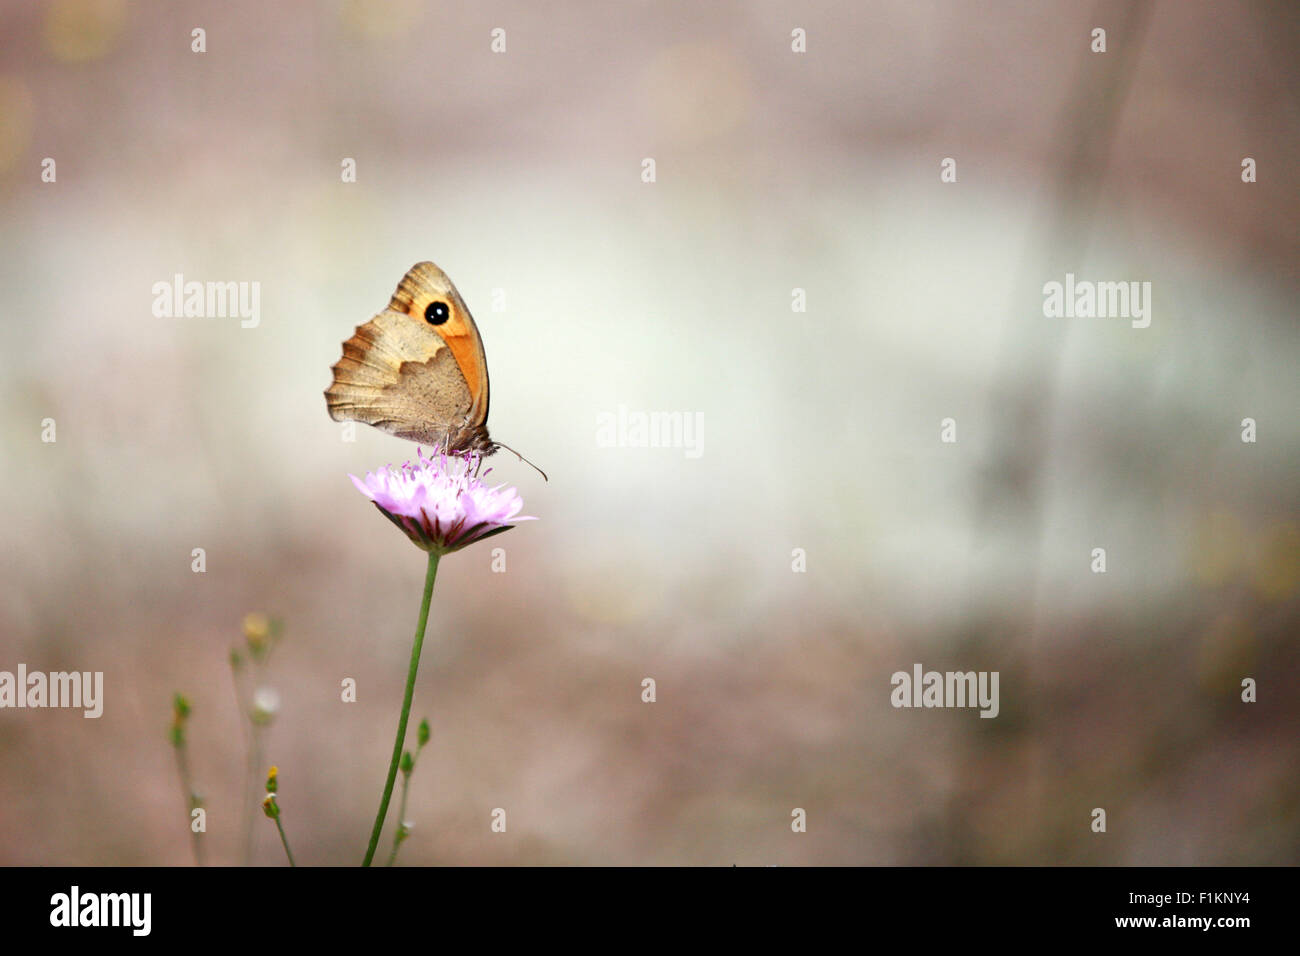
0;0;1296;865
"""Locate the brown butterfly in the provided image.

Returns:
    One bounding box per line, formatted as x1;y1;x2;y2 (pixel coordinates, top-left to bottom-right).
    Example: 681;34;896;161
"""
325;261;544;477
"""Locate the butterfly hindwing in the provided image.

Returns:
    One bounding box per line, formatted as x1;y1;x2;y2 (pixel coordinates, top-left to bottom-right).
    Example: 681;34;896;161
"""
386;262;490;427
325;262;493;453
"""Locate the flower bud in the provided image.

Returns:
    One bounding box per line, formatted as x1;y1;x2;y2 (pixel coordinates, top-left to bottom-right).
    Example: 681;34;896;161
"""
252;687;280;725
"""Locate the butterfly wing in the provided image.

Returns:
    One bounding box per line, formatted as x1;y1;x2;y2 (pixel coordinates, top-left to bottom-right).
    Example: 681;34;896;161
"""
387;261;491;428
325;262;493;453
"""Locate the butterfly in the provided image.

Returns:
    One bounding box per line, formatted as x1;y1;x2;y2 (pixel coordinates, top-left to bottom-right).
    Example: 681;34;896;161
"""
325;261;544;477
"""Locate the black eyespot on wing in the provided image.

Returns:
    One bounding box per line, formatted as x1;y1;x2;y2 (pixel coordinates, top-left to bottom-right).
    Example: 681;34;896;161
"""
424;301;450;325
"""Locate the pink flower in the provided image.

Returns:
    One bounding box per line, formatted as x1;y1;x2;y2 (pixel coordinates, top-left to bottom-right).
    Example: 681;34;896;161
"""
350;448;534;554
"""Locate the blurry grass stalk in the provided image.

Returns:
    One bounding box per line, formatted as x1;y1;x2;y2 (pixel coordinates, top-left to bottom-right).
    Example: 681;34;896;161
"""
386;718;431;866
385;756;414;866
261;766;295;867
363;552;439;866
271;810;295;866
972;0;1153;839
232;613;282;865
169;693;204;866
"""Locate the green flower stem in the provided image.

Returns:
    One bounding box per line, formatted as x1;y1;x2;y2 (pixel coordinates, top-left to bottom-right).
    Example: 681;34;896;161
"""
172;743;204;866
232;655;266;865
273;813;296;867
385;769;413;867
362;550;440;866
242;725;266;864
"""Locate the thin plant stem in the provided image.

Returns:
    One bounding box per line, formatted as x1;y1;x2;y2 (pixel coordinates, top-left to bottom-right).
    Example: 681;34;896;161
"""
231;658;263;865
172;744;204;866
233;632;275;866
273;814;296;867
384;770;410;868
362;550;440;866
243;724;266;864
230;655;254;862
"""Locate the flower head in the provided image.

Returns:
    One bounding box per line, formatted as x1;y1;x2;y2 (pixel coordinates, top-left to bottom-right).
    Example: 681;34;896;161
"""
350;447;534;554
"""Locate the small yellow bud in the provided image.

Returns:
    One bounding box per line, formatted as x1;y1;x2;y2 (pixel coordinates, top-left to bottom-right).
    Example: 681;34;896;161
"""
243;612;270;648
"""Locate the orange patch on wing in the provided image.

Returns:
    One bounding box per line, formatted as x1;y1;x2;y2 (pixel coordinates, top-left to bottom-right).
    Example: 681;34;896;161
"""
403;302;486;409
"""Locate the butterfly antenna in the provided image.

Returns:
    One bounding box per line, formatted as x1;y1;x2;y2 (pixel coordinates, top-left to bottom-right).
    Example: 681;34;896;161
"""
491;441;548;482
